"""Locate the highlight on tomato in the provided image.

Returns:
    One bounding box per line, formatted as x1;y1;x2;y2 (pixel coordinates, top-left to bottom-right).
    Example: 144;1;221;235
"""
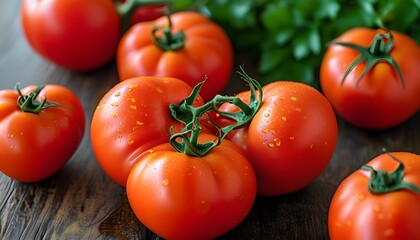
320;28;420;130
0;84;86;182
329;151;420;240
216;81;338;196
126;69;262;239
116;11;234;101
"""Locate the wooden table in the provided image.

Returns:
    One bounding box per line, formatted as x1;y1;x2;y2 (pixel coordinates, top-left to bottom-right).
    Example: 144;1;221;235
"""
1;1;419;239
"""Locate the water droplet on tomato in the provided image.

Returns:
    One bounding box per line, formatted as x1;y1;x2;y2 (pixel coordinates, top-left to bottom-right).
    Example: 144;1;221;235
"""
162;179;169;186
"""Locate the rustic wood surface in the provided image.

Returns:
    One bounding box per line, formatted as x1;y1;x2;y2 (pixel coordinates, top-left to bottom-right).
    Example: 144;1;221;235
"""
1;1;419;239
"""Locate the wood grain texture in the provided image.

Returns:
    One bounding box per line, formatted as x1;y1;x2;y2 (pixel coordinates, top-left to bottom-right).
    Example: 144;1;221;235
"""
1;1;419;239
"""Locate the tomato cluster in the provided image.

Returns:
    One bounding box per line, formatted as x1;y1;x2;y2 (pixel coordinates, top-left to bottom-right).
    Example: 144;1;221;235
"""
5;1;420;239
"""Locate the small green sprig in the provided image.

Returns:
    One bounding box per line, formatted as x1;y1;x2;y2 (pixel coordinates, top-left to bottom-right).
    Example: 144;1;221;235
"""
169;66;262;157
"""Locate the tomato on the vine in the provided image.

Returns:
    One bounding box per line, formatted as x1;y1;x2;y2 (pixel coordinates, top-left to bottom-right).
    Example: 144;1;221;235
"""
127;133;257;240
21;0;121;71
216;81;338;196
116;11;233;101
0;84;85;182
329;152;420;240
320;28;420;129
90;76;206;186
126;70;261;239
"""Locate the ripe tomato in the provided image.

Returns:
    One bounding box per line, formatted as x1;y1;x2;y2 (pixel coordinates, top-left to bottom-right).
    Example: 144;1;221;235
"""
126;133;257;240
21;0;120;71
329;152;420;240
0;84;85;182
116;11;233;101
320;28;420;129
217;81;338;196
90;76;206;186
128;4;166;24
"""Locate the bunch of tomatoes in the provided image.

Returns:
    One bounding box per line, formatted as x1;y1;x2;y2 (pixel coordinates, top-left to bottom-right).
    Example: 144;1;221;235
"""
0;0;419;239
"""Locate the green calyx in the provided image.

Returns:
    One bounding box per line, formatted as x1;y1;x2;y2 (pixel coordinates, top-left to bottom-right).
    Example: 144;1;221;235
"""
362;152;420;194
116;0;173;34
331;30;405;87
16;84;62;114
152;14;185;51
169;67;263;157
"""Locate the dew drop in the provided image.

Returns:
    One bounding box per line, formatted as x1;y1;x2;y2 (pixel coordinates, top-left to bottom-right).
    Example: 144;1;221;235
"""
281;116;287;121
290;96;297;101
111;101;119;107
113;112;119;118
162;179;169;186
114;91;121;97
130;105;137;110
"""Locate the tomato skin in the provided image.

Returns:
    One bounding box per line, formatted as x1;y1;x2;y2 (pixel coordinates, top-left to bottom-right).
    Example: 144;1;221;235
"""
0;85;86;182
90;76;206;186
21;0;120;71
328;152;420;240
117;11;233;101
129;4;166;25
217;81;338;196
320;28;420;129
126;133;257;240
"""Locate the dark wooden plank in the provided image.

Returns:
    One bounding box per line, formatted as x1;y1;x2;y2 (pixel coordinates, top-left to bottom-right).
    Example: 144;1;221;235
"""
1;1;419;240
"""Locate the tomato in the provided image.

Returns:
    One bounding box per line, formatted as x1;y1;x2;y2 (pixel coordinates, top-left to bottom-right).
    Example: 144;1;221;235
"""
329;152;420;240
21;0;120;71
0;84;85;182
126;133;257;240
217;81;338;196
116;11;233;101
320;28;420;129
128;4;167;25
90;76;206;186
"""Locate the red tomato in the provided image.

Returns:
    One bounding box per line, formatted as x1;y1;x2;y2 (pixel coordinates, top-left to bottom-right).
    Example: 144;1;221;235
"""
90;76;206;186
320;28;420;129
217;81;338;196
0;85;85;182
329;152;420;240
21;0;120;71
129;4;167;25
117;11;233;101
126;133;257;240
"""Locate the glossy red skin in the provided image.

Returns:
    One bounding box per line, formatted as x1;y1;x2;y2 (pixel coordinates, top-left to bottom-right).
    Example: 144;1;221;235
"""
218;81;338;196
126;133;257;240
329;152;420;240
90;76;206;186
0;85;86;182
21;0;120;71
117;11;233;101
320;28;420;129
129;4;166;25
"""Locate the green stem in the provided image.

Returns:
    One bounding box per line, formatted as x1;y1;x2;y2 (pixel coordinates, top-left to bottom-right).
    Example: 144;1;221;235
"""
115;0;173;34
169;66;263;157
16;84;64;114
330;30;405;88
362;152;420;194
152;15;185;51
